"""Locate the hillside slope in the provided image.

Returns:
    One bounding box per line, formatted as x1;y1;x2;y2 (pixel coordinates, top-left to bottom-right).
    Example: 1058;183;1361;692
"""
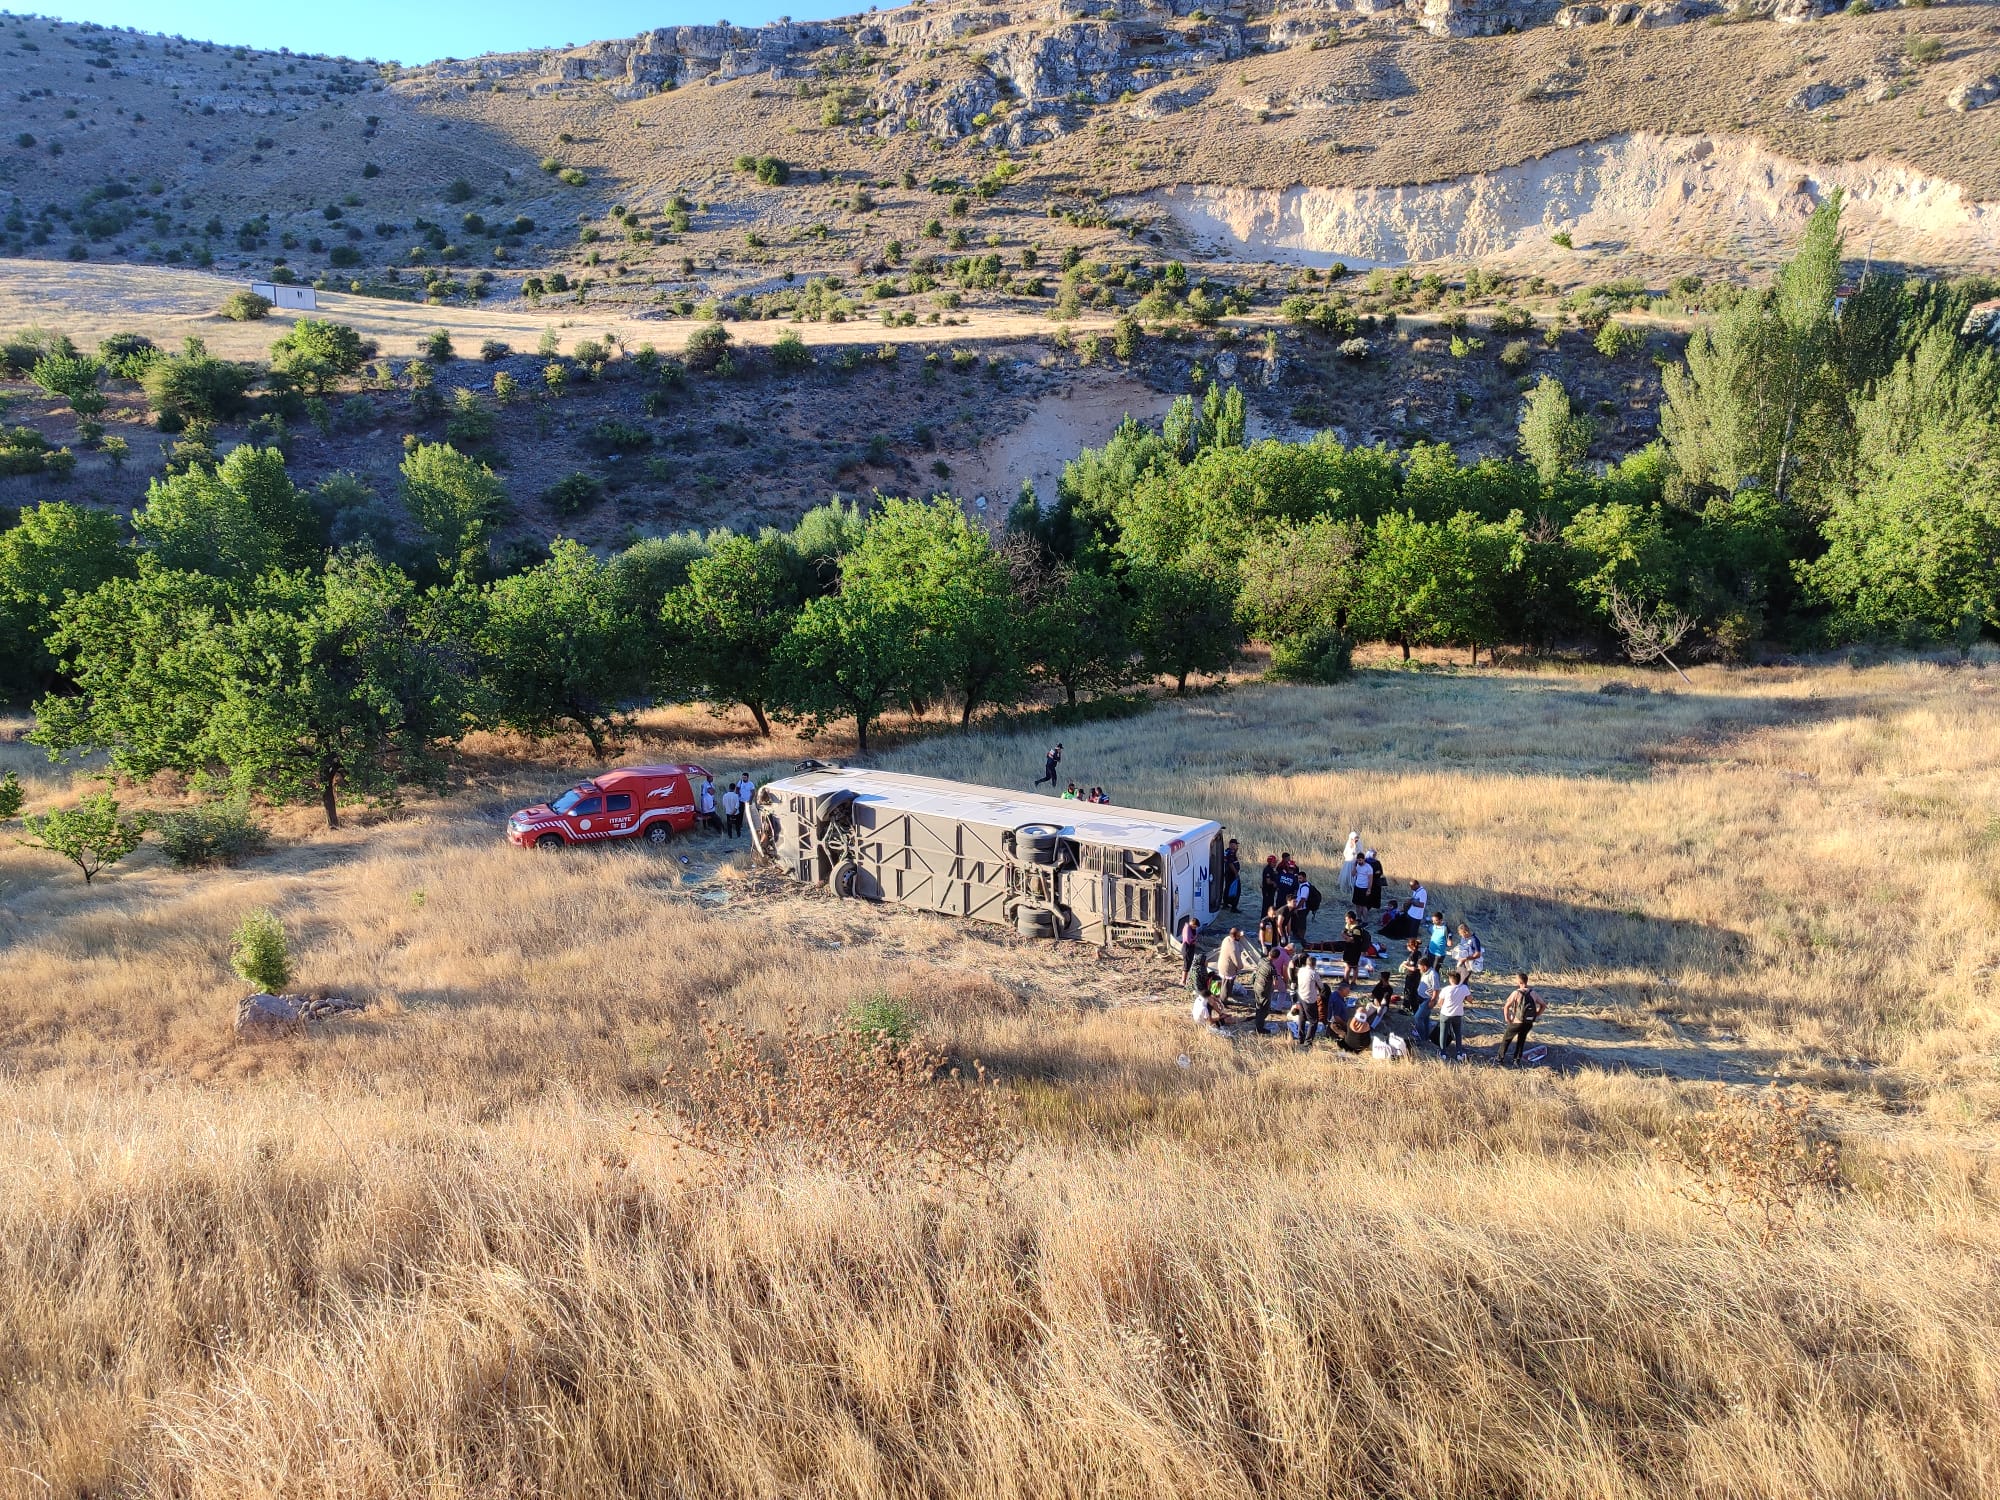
2;0;1997;305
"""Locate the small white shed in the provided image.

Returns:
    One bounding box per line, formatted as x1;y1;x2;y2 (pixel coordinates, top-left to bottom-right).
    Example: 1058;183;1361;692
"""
250;282;317;311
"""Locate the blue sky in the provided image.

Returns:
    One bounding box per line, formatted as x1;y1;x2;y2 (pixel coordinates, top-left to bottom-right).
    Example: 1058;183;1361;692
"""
23;0;812;65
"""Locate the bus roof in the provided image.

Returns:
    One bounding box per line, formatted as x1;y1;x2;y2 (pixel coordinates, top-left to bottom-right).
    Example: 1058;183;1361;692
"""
760;767;1221;849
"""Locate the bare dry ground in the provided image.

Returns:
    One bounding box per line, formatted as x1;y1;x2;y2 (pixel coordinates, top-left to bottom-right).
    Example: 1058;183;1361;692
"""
1;655;1996;1496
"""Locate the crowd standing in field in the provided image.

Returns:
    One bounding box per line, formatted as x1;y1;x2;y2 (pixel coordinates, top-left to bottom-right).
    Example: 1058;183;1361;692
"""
1187;832;1545;1066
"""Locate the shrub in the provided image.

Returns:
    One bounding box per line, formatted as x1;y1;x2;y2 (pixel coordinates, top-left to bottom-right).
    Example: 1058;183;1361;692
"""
444;178;474;203
421;328;454;362
1269;626;1355;683
445;387;495;444
2;327;77;376
653;1001;1018;1195
328;245;361;268
685;322;732;372
0;769;22;820
755;156;790;185
1499;338;1535;372
583;417;649;454
97;332;159;379
1595;319;1643;359
1338;337;1372;360
544;470;605;515
845;992;915;1047
230;909;293;992
220;290;272;321
558;168;588;187
772;329;814;372
1669;1088;1842;1244
142;342;255;422
1551;230;1574;249
154;796;269;868
492;370;518;404
480;339;510;362
17;793;146;885
543;362;567;397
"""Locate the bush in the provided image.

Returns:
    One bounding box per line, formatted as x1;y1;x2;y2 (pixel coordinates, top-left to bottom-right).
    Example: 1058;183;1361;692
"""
230;908;293;993
143;342;255;422
1;327;77;376
771;329;814;373
1338;337;1372;361
421;328;454;362
154;796;269;868
845;992;915;1047
97;332;159;379
17;792;146;885
492;370;519;404
0;426;74;478
544;470;605;515
1269;626;1355;683
685;322;732;372
0;769;22;820
444;178;474;203
583;417;649;455
1499;338;1535;372
558;168;588;187
1595;319;1643;359
220;290;272;321
479;339;510;362
445;387;495;444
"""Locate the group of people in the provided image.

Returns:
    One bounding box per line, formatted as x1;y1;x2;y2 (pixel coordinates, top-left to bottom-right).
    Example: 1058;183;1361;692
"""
1183;832;1548;1065
1030;744;1113;805
695;773;759;838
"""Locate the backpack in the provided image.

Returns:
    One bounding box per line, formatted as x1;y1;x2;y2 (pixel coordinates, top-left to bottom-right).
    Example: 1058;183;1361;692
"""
1510;987;1542;1024
1305;882;1322;914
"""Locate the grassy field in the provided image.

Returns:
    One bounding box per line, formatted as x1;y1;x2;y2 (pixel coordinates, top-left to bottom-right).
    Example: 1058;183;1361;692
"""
1;654;1997;1497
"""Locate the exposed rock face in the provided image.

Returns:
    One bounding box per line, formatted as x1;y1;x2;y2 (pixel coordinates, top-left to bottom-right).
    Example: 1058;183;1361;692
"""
1414;0;1562;37
1952;72;2000;112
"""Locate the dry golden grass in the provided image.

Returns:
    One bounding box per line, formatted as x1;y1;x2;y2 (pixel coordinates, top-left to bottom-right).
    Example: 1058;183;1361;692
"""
1;656;1998;1498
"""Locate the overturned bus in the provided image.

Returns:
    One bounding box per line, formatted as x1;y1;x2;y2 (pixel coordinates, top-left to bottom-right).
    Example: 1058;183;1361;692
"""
754;767;1223;943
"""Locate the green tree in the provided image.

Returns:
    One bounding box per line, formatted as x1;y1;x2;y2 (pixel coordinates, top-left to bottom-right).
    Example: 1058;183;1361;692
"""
659;532;802;735
1517;375;1595;484
776;582;924;752
1661;194;1850;514
1804;421;2000;642
476;539;645;754
269;319;368;395
840;497;1024;726
1234;514;1368;678
16;791;146;884
207;553;469;826
1562;502;1687;622
1023;563;1134;707
131;445;323;577
400;442;504;577
0;769;22;820
0;501;134;693
1353;511;1504;661
1129;552;1240;693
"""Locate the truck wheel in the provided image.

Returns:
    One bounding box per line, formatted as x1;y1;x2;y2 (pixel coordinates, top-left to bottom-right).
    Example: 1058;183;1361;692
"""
831;864;860;898
535;833;565;851
643;821;672;847
1017;907;1057;939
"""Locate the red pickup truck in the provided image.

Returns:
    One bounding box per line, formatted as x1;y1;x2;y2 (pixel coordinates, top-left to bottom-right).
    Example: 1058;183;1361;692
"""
506;764;709;849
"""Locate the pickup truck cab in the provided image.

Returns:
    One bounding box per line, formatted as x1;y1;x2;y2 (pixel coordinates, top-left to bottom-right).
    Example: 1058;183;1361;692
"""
506;763;709;849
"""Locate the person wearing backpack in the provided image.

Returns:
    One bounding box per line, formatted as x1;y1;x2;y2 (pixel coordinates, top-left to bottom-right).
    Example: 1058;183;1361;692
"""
1292;875;1318;940
1501;973;1544;1064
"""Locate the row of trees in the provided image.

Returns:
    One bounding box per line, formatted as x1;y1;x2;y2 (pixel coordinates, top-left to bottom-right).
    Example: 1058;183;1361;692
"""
3;197;1995;831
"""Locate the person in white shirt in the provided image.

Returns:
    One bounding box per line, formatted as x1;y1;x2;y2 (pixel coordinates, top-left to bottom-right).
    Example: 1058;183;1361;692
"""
1339;831;1361;901
1406;880;1428;924
1436;971;1471;1058
720;784;743;837
1453;922;1484;975
697;776;719;833
733;774;756;835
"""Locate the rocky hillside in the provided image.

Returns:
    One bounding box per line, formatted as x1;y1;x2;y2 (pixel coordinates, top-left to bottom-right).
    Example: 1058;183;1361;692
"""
1;0;1996;309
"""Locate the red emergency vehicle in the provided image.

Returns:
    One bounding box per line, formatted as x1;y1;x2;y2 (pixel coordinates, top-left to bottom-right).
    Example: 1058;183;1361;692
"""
506;764;710;849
